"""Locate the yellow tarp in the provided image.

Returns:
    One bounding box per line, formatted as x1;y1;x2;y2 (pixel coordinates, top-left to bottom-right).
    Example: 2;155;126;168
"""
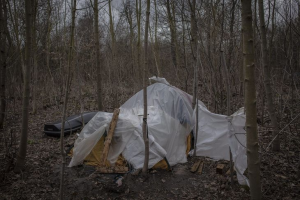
84;136;126;167
71;133;191;169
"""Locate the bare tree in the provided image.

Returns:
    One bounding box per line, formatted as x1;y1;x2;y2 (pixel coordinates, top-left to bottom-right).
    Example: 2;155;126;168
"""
124;0;136;76
45;0;56;106
189;0;197;109
258;0;280;151
166;0;180;69
14;0;33;172
181;0;189;92
6;0;24;96
142;0;150;174
59;0;76;199
94;0;103;110
241;0;262;199
46;0;52;79
188;0;198;156
108;0;118;107
32;0;38;114
148;0;161;77
0;0;7;129
153;0;161;77
136;0;142;84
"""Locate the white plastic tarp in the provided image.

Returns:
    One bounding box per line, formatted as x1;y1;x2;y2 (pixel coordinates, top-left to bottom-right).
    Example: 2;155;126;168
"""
191;104;248;186
229;108;249;186
69;111;168;169
121;83;197;166
69;78;248;186
69;83;194;168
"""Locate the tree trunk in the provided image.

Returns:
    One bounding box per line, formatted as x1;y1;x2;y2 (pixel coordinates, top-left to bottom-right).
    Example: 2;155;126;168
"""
258;0;280;151
124;1;135;76
181;0;188;92
59;0;76;199
149;24;160;78
108;0;116;59
0;0;7;129
189;0;197;109
46;0;53;82
142;0;150;174
240;29;244;98
8;0;25;89
108;0;118;107
241;0;262;199
149;0;163;77
94;0;103;111
136;0;142;85
227;0;237;83
154;0;161;77
32;0;38;114
189;0;198;156
166;0;179;69
14;0;32;172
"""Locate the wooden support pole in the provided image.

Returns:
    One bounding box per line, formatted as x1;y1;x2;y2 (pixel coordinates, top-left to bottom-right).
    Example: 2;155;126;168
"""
100;108;120;166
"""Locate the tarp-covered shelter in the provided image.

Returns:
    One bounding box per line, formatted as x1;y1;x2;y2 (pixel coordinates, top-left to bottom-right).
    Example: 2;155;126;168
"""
69;77;249;186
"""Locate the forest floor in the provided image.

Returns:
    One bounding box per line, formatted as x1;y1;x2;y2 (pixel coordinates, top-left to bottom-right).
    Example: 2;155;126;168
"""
0;96;299;200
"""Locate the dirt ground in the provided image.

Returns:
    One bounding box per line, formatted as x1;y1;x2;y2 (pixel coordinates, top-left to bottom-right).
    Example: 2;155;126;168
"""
0;98;299;200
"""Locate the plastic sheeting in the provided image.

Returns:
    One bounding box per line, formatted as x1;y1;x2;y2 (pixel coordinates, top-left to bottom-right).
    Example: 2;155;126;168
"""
149;76;170;85
229;108;249;186
69;111;167;169
191;104;248;186
69;78;248;186
121;82;196;166
69;83;194;169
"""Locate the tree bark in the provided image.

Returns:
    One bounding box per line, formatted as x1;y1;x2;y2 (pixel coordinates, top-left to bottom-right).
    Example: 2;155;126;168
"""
142;0;150;174
258;0;280;151
46;0;54;95
181;0;188;92
241;0;262;199
189;0;197;109
227;0;237;83
108;0;118;107
32;0;38;114
0;0;7;129
189;0;198;156
59;0;76;199
108;0;116;58
14;0;32;172
8;0;25;89
136;0;142;84
154;0;161;77
166;0;179;69
94;0;103;110
124;1;135;76
46;0;52;76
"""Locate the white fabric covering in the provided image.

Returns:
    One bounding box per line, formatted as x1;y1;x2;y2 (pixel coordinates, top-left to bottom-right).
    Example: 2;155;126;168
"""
191;105;249;186
69;79;248;186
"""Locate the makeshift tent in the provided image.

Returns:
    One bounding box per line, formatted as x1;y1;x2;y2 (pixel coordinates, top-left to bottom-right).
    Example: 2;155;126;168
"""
69;77;248;186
